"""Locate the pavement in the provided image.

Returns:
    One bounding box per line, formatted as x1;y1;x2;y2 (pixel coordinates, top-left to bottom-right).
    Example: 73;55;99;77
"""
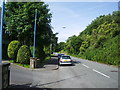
2;56;119;89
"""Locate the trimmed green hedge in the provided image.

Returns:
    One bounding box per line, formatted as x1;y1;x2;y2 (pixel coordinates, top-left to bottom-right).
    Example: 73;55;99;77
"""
7;40;21;62
17;45;30;64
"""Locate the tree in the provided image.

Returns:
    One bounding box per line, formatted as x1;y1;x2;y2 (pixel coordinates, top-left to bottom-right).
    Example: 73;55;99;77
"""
65;11;120;66
64;35;83;54
5;2;57;59
55;42;65;52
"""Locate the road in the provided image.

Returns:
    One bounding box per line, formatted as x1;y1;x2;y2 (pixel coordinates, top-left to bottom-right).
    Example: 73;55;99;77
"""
9;56;118;88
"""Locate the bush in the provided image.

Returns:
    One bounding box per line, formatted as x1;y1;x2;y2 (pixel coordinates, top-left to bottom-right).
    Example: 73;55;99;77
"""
17;45;30;64
30;46;43;58
30;46;34;57
7;40;21;62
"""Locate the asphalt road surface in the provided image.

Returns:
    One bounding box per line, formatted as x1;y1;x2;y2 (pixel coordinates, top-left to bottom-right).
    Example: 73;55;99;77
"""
9;56;118;88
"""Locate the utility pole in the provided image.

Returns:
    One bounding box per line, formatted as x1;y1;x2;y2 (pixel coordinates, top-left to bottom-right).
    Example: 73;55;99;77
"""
33;9;37;58
0;0;5;64
0;1;5;89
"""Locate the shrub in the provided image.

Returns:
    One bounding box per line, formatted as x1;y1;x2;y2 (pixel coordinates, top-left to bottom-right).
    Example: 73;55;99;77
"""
17;45;30;64
7;40;21;62
30;46;33;57
30;46;41;58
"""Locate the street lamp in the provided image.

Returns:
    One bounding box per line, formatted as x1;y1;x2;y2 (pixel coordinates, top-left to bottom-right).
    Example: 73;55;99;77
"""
33;9;37;58
0;0;5;64
0;0;5;89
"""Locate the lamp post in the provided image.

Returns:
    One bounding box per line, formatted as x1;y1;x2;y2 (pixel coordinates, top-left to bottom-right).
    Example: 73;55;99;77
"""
0;0;5;64
33;9;37;58
0;1;5;89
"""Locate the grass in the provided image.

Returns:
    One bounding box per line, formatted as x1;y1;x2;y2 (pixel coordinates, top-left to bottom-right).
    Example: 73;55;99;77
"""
16;63;30;68
45;56;51;60
9;60;14;63
9;56;52;68
51;54;55;57
9;60;30;68
43;56;51;63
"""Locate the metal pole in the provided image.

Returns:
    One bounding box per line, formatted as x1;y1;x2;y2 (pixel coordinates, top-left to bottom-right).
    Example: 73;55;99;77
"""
33;9;37;58
0;0;5;64
50;44;51;55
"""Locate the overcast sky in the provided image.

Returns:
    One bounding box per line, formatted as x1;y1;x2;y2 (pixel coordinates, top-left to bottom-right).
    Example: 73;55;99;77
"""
0;1;119;43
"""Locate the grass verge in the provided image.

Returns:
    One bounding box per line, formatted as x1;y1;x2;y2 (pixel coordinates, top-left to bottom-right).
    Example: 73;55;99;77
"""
9;56;52;68
9;60;30;68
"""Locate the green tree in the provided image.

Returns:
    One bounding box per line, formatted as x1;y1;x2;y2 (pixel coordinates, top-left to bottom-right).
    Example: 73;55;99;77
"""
79;41;89;54
7;40;21;62
5;2;57;59
55;42;65;52
65;35;83;54
64;11;120;66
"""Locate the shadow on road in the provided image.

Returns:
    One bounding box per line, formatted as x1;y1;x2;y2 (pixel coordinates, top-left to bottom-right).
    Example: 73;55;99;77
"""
73;60;81;64
28;73;86;88
44;57;80;67
4;83;62;90
45;57;59;65
4;83;56;90
8;83;34;88
44;56;82;67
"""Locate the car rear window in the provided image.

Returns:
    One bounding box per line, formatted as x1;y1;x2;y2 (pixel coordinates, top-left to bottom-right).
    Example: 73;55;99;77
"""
62;56;71;59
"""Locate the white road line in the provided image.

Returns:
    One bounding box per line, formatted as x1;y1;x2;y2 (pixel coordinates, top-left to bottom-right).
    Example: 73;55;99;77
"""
82;64;90;68
93;69;110;78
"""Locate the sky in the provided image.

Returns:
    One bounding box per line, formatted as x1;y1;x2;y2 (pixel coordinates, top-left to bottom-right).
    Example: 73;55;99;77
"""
0;1;119;43
47;2;118;43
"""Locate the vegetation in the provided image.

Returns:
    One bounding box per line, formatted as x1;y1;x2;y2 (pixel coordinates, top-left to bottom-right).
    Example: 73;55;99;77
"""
17;45;30;64
58;11;120;66
7;40;21;62
54;42;66;52
9;60;30;68
5;2;57;61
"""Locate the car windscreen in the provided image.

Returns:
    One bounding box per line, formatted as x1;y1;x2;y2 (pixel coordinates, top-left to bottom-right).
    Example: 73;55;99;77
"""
62;56;71;59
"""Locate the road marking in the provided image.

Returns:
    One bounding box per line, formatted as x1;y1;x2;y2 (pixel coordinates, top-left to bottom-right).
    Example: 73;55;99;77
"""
93;69;110;78
82;64;90;68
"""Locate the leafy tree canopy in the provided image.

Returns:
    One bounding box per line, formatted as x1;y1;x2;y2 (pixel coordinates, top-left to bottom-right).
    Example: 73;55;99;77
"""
5;2;58;58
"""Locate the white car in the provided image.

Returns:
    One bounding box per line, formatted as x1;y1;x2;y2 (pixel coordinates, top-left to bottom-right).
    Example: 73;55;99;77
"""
59;55;73;65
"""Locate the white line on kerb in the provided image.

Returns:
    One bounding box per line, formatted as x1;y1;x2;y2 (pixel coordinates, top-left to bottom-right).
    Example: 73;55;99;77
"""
82;64;90;68
93;69;110;78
